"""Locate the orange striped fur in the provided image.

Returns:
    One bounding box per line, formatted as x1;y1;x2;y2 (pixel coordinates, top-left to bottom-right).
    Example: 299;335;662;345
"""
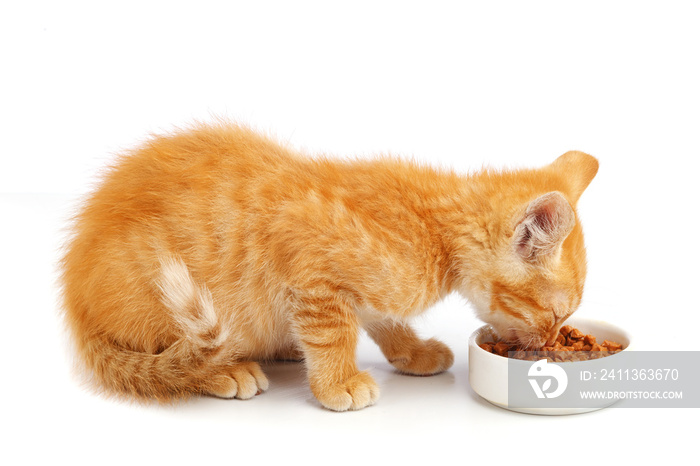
60;123;597;410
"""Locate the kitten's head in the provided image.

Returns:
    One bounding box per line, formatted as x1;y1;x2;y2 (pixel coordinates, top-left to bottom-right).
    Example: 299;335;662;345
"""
459;151;599;349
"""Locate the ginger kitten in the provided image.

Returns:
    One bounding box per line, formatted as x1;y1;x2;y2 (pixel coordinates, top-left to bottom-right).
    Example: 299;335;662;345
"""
60;124;598;411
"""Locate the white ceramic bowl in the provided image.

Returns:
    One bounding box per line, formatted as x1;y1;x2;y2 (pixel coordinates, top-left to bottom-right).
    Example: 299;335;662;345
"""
468;317;632;415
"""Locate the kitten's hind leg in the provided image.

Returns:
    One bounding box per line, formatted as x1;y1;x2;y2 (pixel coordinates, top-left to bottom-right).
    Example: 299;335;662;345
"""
157;257;268;400
365;320;454;376
291;294;379;411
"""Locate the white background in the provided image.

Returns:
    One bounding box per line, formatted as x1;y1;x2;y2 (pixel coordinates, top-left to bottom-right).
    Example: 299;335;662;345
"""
2;1;699;464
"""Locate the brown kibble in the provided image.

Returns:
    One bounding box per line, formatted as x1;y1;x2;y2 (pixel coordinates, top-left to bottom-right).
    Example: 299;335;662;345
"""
479;343;494;353
602;340;623;351
493;341;511;356
480;326;623;361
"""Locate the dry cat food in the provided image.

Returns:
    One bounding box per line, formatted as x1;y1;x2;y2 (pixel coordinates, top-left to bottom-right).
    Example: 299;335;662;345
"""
479;325;624;361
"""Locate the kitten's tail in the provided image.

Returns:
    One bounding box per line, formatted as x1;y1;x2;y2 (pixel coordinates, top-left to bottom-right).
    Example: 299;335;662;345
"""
80;258;236;402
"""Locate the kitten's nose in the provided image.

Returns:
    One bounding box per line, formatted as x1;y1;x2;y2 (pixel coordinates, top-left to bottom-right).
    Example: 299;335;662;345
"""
544;326;561;346
545;313;565;346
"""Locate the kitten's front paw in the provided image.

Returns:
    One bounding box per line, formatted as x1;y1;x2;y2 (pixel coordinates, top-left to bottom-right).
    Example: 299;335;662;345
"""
312;371;380;412
389;338;454;376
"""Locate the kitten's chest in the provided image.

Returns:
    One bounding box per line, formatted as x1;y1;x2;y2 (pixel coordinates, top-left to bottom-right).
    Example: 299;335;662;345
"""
356;280;444;321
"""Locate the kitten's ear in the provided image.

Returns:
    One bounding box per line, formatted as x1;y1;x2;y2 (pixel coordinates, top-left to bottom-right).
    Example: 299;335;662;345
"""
549;151;599;203
513;192;575;262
